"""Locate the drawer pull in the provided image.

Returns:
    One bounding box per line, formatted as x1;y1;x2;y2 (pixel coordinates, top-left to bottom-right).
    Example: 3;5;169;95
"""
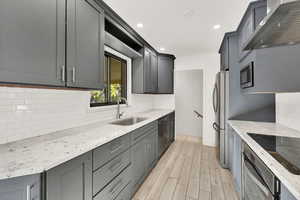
26;185;32;200
109;158;123;172
110;179;123;195
110;140;124;154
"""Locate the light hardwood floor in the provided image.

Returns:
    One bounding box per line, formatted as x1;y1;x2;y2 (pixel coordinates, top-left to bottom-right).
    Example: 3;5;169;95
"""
133;135;239;200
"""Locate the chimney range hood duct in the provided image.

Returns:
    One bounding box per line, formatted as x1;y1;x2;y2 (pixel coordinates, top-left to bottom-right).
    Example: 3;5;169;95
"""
244;0;300;50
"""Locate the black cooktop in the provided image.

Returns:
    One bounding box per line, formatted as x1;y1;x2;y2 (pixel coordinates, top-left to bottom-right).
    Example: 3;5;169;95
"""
248;133;300;175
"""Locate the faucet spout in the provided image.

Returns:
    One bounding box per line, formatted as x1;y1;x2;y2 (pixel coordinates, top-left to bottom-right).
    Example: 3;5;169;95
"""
116;97;128;119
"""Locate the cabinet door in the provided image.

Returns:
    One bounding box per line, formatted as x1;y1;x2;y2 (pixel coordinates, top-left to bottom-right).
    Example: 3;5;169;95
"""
239;11;254;61
281;183;297;200
158;56;174;94
150;52;158;92
46;152;92;200
253;4;267;30
67;0;105;89
143;48;153;93
0;0;65;86
0;175;41;200
131;139;146;189
232;132;242;197
145;131;158;171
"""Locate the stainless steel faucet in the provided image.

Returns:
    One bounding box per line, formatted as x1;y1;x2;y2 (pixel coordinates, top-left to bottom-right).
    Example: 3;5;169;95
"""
116;97;128;119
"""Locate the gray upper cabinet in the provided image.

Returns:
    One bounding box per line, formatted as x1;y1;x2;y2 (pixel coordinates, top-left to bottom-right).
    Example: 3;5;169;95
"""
132;49;175;94
0;0;66;86
238;0;267;62
238;10;254;61
150;52;158;92
143;48;153;93
46;152;93;200
242;44;300;93
219;34;230;70
0;175;41;200
157;55;175;94
66;0;105;89
143;48;158;93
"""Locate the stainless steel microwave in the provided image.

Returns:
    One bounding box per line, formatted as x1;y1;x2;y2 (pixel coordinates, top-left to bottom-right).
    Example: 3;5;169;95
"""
240;62;254;89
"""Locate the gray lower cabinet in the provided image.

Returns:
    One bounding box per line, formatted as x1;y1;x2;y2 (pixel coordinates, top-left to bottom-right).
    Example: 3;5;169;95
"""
0;175;41;200
93;149;131;196
131;137;147;191
157;54;175;94
66;0;105;89
145;131;158;172
0;0;66;86
93;165;131;200
281;183;298;200
231;129;242;198
46;152;93;200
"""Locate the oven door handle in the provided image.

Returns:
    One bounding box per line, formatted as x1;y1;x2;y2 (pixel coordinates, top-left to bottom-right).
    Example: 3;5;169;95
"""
243;153;274;196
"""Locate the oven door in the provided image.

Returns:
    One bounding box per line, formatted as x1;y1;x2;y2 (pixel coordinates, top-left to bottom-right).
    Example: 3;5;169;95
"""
243;154;277;200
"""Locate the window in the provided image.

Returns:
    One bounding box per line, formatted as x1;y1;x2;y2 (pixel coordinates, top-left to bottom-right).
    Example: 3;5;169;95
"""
90;52;127;107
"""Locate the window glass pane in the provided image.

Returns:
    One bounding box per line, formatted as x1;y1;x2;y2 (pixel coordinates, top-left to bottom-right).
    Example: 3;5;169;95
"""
110;57;122;103
90;53;127;107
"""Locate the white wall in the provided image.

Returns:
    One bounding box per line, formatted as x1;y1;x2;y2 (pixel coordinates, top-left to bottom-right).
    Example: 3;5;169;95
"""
0;47;154;144
175;52;219;146
276;93;300;131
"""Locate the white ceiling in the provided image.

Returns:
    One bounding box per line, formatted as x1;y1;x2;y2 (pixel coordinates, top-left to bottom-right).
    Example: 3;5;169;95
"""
103;0;250;57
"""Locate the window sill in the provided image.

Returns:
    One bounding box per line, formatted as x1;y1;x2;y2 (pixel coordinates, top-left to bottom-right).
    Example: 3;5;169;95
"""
88;104;129;113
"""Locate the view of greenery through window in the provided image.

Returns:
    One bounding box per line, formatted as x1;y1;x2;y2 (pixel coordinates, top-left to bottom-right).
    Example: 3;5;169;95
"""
90;53;127;107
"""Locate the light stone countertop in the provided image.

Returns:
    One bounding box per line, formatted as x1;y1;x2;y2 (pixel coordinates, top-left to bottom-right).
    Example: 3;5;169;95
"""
0;109;174;181
228;120;300;200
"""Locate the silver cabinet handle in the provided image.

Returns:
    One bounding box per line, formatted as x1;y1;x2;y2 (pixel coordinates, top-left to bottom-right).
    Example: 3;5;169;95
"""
61;65;65;82
72;67;76;83
26;185;31;200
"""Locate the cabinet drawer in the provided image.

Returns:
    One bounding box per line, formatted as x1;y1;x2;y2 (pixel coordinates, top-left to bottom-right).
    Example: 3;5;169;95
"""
114;182;132;200
93;134;131;170
93;149;131;196
131;121;158;144
93;165;131;200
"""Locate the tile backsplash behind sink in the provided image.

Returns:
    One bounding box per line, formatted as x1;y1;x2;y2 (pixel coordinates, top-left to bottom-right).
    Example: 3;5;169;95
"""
0;87;154;144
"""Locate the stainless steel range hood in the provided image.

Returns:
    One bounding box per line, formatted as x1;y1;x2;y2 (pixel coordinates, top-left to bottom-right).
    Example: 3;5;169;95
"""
244;0;300;50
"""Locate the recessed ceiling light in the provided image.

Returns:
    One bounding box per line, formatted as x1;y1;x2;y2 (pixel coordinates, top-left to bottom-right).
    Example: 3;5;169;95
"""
159;47;165;51
137;23;143;28
213;24;221;30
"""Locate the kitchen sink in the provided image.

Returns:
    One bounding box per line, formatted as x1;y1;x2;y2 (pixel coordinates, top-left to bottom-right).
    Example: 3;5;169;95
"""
110;117;148;126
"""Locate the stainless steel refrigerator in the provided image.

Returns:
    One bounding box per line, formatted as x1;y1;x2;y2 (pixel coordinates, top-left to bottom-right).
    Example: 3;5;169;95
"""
213;71;229;169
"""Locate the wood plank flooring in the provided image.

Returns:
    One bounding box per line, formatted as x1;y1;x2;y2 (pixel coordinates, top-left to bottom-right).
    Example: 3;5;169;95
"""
133;136;239;200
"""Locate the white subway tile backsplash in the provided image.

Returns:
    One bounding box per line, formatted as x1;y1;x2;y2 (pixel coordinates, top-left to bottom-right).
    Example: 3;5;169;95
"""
0;87;154;144
276;93;300;131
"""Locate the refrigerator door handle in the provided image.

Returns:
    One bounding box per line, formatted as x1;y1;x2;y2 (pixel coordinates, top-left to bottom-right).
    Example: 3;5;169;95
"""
213;122;224;131
212;84;218;113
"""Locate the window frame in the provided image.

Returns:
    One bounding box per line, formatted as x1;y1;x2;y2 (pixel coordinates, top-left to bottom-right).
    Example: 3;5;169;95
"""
90;51;127;107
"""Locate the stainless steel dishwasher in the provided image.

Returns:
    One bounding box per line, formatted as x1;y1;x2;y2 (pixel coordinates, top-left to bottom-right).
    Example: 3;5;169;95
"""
158;115;170;157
